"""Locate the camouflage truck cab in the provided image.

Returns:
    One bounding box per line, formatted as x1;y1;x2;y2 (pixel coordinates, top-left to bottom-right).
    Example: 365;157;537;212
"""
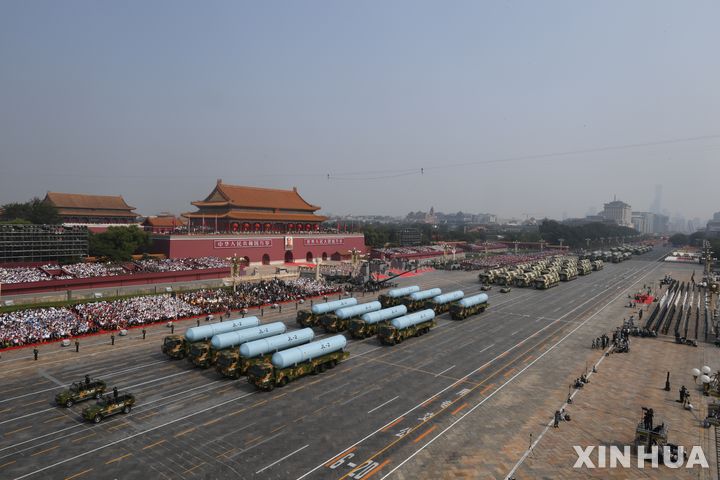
82;393;135;423
296;309;319;327
162;335;188;359
55;380;107;407
348;318;388;339
216;351;271;379
187;341;219;368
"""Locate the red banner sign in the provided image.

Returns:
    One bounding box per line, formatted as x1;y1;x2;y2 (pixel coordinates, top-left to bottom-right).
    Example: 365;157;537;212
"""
214;239;272;249
303;238;345;246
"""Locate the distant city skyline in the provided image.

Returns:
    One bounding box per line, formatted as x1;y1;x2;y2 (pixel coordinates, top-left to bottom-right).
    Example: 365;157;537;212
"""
1;1;719;221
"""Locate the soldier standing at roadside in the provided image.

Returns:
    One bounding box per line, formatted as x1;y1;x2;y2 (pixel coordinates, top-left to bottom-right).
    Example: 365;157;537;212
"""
75;339;80;352
111;333;115;345
142;328;146;340
33;348;39;361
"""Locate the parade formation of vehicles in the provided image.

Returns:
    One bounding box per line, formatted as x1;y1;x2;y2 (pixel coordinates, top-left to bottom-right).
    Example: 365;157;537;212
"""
157;284;496;391
53;377;134;424
155;246;654;391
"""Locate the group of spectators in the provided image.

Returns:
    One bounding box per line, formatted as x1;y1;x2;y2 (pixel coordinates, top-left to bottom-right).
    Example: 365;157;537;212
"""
0;267;53;284
180;278;341;313
0;307;90;347
136;257;230;273
0;278;341;348
0;257;232;284
62;262;128;278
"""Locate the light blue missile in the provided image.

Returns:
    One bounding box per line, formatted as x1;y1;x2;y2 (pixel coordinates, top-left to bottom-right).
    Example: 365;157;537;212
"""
408;288;442;301
386;286;420;298
185;317;260;342
456;293;489;308
239;328;315;358
391;309;436;329
271;335;347;368
360;305;407;325
334;301;382;319
210;322;286;349
310;298;358;315
431;290;464;304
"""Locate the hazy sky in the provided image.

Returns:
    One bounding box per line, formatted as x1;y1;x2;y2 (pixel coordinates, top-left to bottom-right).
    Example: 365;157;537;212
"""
1;1;719;220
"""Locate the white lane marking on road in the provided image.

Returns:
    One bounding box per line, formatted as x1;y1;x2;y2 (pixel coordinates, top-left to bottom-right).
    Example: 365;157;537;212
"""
37;369;64;387
0;360;167;403
298;261;654;480
434;366;455;377
255;444;309;474
510;330;519;336
318;382;350;398
0;407;55;426
367;396;400;414
13;390;258;480
0;380;227;459
380;257;665;479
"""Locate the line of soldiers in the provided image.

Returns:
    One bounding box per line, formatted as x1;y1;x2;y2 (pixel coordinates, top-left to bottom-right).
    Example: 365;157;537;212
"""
591;334;610;349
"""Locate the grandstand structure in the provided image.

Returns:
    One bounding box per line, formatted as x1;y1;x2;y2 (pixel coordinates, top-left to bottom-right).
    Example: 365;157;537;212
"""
0;224;88;264
153;180;365;265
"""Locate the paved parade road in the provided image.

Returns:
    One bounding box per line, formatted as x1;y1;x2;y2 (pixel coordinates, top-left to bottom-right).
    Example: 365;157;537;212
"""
0;250;669;479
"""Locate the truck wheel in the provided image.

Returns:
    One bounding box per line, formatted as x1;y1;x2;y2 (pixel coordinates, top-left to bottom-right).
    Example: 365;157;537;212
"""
94;414;102;423
319;364;327;373
266;383;275;392
65;399;73;408
278;377;288;387
122;405;131;414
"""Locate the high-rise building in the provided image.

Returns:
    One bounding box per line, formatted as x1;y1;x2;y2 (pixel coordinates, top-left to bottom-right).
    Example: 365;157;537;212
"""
602;200;632;227
631;212;654;234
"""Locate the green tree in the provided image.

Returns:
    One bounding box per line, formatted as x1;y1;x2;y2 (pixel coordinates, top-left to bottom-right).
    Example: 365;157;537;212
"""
668;233;688;246
1;197;61;224
89;226;151;261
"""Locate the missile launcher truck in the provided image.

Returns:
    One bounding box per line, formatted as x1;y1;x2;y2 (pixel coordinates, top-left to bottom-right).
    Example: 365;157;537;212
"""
348;305;407;339
247;335;348;391
296;298;357;328
320;301;382;333
162;316;259;360
591;259;604;271
560;266;578;282
514;270;538;287
378;286;421;308
535;271;560;289
185;317;260;368
217;328;314;379
495;270;517;286
378;309;436;345
449;293;489;320
213;322;287;377
402;288;442;312
423;290;464;314
577;259;592;276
